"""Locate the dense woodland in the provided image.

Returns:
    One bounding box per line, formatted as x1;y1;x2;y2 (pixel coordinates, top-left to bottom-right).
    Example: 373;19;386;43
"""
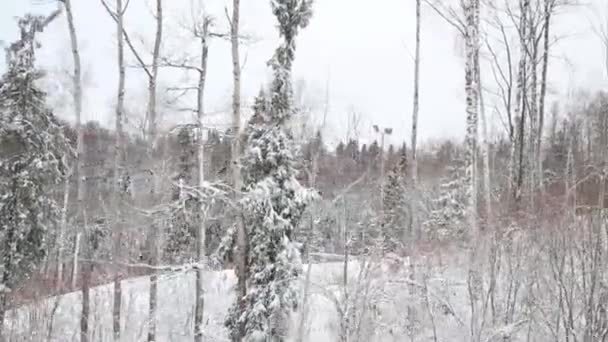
1;0;608;341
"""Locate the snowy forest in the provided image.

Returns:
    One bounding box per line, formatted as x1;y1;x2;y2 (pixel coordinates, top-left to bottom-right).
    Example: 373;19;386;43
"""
1;0;608;341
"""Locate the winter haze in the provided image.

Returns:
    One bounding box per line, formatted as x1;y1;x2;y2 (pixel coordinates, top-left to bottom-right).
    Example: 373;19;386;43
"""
2;0;608;341
1;0;605;145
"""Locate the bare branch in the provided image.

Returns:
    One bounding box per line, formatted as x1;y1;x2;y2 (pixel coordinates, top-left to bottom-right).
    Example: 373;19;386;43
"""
101;0;153;79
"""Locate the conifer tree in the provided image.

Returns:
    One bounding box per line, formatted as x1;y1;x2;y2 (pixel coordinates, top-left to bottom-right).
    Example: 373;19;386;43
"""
225;1;315;340
0;14;71;335
425;156;467;239
382;148;409;249
166;126;198;262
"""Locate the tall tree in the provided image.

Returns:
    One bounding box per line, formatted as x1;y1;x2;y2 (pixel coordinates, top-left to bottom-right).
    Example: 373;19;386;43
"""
58;2;93;341
0;12;70;338
225;1;315;340
411;0;421;183
109;0;127;339
227;1;249;340
194;14;211;342
100;1;163;338
464;0;480;229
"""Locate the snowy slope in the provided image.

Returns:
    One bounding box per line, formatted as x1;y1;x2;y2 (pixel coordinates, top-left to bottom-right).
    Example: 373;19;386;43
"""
5;254;519;342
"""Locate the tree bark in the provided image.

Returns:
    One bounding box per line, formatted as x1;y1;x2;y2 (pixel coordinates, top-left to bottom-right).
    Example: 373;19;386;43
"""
147;2;163;342
56;168;70;291
477;61;492;226
528;3;539;202
80;214;91;342
513;0;530;205
230;1;248;341
62;3;89;340
464;0;479;231
537;0;553;197
194;17;210;342
112;0;127;339
411;0;421;184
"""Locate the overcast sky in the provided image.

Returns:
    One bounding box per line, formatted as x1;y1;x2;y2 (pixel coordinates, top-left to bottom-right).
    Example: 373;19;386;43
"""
1;0;606;148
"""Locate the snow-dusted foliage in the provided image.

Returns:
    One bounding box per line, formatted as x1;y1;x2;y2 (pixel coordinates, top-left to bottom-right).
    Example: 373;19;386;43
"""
166;126;199;262
424;157;467;239
225;1;315;340
382;149;409;250
0;15;71;306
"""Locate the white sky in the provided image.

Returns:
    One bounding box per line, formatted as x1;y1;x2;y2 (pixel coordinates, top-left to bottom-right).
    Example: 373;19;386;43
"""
1;0;606;148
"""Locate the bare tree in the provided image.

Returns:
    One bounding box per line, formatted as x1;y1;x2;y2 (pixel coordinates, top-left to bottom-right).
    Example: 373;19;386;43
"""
194;14;211;342
464;0;480;230
411;0;421;184
227;1;248;340
57;1;90;341
102;0;129;339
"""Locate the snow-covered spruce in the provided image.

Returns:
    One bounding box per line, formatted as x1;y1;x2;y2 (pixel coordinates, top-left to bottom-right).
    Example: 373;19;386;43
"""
225;1;316;341
0;15;72;335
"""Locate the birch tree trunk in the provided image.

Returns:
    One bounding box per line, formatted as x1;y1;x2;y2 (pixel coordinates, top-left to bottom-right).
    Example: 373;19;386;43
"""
512;0;529;205
147;2;163;342
528;4;539;203
464;0;479;231
62;2;89;341
464;1;482;340
229;1;248;340
112;0;127;339
411;0;421;184
56;167;70;291
194;17;210;342
477;62;492;225
537;0;554;197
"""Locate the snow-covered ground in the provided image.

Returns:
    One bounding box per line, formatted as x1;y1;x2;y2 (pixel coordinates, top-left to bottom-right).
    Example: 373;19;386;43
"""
4;252;520;342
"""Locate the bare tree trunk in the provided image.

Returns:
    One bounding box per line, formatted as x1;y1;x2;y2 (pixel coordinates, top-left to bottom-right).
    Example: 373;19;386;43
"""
229;1;248;340
537;0;553;197
72;232;81;290
80;214;91;342
513;0;529;205
464;0;479;231
465;1;482;340
147;2;162;342
56;169;70;291
341;199;349;342
62;3;90;340
478;67;491;225
194;17;210;342
528;4;539;205
112;0;127;339
411;0;421;184
146;0;163;145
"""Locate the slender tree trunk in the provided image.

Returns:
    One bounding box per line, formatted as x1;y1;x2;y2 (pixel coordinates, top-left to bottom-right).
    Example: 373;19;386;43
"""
63;3;89;340
112;0;127;339
230;1;248;340
194;18;210;342
341;199;349;342
56;169;71;291
147;2;162;341
465;1;482;340
72;232;81;289
538;0;553;196
411;0;421;184
464;0;479;230
513;0;529;205
528;6;539;204
80;214;91;342
478;62;492;225
146;0;162;145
